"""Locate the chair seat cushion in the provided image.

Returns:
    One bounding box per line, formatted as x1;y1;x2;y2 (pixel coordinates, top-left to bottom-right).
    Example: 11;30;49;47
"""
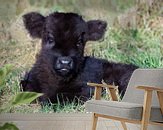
85;100;163;122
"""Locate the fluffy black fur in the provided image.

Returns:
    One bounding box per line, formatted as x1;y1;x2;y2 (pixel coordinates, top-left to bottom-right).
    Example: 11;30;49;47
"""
21;12;138;104
103;62;138;97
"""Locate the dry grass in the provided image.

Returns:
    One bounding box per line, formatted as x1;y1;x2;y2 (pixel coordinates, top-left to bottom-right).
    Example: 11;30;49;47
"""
0;1;162;113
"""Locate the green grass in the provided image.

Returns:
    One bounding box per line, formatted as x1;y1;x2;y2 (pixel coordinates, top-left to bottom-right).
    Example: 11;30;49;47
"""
0;68;86;113
41;101;85;113
1;26;161;113
0;1;162;113
91;27;162;68
0;25;162;113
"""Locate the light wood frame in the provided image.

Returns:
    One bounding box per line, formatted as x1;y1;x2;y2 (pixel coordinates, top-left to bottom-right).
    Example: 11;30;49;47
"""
87;82;163;130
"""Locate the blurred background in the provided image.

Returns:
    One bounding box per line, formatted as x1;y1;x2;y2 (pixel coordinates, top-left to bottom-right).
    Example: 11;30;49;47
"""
0;0;162;68
0;0;162;113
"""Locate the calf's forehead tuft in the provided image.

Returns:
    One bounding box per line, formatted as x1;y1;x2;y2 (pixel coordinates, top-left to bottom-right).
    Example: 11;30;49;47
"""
44;12;87;34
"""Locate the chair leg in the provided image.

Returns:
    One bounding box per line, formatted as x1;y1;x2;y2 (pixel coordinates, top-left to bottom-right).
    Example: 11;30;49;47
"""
141;90;153;130
92;113;98;130
141;123;148;130
121;121;127;130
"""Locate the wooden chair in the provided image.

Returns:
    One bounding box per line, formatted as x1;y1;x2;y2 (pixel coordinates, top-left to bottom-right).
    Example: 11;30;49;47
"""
85;69;163;130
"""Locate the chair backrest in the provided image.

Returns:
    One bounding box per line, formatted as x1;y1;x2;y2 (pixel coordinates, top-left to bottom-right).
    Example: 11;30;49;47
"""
122;69;163;107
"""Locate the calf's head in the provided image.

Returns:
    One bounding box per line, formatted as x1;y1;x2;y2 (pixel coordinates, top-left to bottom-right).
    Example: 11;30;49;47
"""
23;12;107;77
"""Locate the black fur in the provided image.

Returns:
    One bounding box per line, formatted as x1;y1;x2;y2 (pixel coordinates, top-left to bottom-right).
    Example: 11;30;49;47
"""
21;12;138;104
103;62;138;97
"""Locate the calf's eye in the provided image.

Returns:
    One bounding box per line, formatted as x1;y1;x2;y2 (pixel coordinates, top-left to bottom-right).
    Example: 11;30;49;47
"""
76;39;82;47
48;37;54;44
45;36;55;49
76;44;80;47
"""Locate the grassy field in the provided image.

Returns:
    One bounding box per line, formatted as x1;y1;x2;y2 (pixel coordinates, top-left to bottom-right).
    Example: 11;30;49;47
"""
91;27;162;68
0;1;162;113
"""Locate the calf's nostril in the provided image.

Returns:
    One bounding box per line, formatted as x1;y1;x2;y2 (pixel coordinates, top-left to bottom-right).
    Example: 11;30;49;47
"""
58;57;73;66
61;60;70;64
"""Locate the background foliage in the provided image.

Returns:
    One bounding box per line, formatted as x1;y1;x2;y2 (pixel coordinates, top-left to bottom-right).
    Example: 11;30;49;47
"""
0;0;162;113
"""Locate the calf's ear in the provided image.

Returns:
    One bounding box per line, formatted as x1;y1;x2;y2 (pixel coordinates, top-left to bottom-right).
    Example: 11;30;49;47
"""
86;20;107;41
23;12;45;38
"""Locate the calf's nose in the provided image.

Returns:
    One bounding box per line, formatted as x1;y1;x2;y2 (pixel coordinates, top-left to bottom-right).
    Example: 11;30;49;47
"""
58;57;73;67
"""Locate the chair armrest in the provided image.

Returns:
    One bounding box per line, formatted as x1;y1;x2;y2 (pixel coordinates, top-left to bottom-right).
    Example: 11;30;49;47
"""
87;82;118;89
135;85;163;124
87;82;119;101
157;91;163;114
137;86;163;92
